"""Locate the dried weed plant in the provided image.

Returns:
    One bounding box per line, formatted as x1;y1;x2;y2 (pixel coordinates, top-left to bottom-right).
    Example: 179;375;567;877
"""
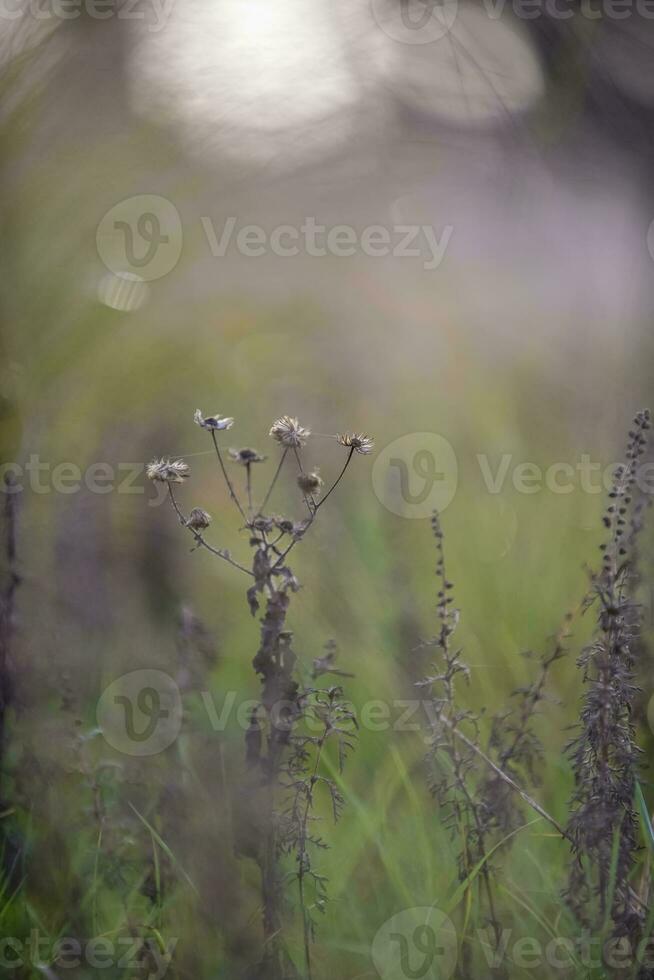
151;411;371;979
419;410;653;975
566;410;652;945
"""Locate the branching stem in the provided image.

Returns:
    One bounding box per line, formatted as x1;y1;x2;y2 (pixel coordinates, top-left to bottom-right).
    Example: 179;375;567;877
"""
167;486;253;577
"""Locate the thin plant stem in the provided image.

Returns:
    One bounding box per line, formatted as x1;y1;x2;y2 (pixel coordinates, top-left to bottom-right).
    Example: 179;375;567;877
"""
271;448;355;571
167;486;253;577
211;431;248;524
497;608;578;774
297;736;325;980
272;517;317;570
259;449;288;515
444;719;654;944
246;463;253;518
315;447;354;510
434;708;570;841
293;447;315;516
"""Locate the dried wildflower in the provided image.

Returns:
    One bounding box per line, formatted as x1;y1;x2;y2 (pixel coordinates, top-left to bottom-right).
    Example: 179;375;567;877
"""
271;516;309;539
269;416;310;448
159;402;370;979
419;512;503;953
186;508;212;531
273;517;295;535
229;447;266;465
336;432;374;455
565;409;651;939
291;518;311;539
251;515;275;534
146;457;190;483
194;409;234;431
297;471;323;495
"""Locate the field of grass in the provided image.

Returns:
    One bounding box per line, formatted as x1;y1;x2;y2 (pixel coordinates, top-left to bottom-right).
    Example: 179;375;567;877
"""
2;24;654;977
1;290;653;978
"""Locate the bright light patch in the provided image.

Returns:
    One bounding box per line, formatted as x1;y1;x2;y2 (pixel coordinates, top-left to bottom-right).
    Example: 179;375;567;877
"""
128;0;359;165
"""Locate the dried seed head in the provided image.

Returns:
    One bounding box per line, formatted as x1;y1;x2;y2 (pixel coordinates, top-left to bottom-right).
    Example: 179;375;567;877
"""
336;432;375;455
252;515;275;533
147;457;190;483
269;415;310;448
228;447;266;465
297;471;323;495
194;409;234;431
186;507;212;530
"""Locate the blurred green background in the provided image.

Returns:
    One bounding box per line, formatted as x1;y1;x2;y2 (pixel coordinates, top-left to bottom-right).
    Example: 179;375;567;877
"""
2;5;654;978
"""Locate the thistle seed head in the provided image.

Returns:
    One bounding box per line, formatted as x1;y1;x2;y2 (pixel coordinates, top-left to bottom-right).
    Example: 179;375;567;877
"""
336;432;375;455
147;457;190;483
269;415;310;448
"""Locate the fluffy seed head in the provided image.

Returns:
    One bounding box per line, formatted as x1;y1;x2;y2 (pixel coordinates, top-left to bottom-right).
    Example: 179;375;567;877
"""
147;458;190;483
269;416;310;448
336;433;374;455
297;471;323;495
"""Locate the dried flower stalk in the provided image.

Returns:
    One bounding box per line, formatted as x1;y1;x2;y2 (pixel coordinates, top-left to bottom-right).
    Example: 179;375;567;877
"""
153;411;369;978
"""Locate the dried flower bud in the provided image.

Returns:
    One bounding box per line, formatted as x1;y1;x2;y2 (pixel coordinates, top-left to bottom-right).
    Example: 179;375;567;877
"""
297;471;323;495
194;409;234;431
229;447;266;465
292;518;311;540
252;515;274;533
336;432;374;455
269;415;310;448
147;457;190;483
186;508;212;530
